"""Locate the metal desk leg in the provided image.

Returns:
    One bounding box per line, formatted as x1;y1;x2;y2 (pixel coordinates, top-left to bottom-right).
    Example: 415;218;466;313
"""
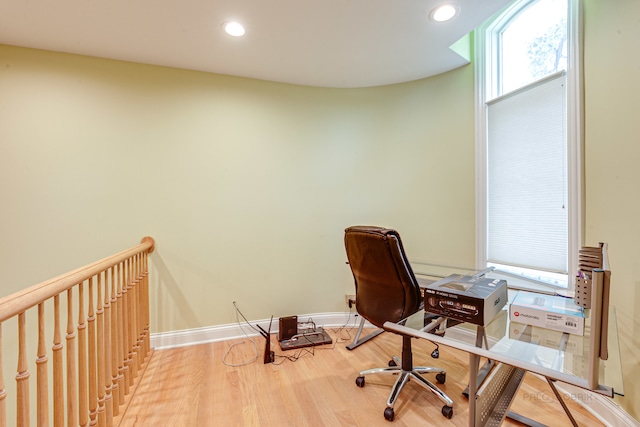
463;326;495;398
468;352;480;427
546;377;579;427
467;326;533;427
346;316;383;350
475;362;528;426
462;360;495;398
476;326;484;348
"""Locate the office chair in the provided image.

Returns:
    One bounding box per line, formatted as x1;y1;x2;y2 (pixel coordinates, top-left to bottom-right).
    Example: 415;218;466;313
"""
344;226;454;421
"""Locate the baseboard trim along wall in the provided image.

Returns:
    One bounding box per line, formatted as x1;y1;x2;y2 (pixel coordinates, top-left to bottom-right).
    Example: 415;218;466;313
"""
150;312;362;350
150;312;635;427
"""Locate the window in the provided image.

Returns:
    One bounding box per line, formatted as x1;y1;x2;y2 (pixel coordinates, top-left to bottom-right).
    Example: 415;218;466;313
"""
475;0;582;290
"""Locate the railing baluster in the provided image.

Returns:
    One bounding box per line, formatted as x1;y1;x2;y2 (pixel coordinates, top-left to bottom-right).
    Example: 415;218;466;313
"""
142;251;150;357
130;255;139;376
103;268;114;426
78;282;89;427
117;260;128;398
37;302;50;427
124;258;134;386
0;323;5;427
136;253;144;365
67;288;78;427
53;295;64;427
139;236;154;363
16;312;30;426
96;272;106;427
124;258;131;380
88;277;97;426
109;265;120;414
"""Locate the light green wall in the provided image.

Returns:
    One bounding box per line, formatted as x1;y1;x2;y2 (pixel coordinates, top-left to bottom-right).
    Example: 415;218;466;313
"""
0;44;476;334
0;49;477;424
583;0;640;419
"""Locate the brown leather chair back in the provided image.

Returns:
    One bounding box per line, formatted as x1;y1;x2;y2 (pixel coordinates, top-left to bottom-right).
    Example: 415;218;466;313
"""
344;226;422;328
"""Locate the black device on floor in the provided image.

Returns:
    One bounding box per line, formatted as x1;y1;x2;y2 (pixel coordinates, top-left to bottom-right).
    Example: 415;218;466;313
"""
256;315;275;364
278;315;298;341
278;321;332;350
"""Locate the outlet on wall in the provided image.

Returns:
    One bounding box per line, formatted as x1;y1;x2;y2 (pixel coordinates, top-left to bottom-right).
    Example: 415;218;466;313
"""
345;294;356;307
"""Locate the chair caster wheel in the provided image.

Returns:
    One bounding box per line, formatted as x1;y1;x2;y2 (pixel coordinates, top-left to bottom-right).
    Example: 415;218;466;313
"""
388;359;397;367
355;376;365;387
384;407;395;421
436;372;446;384
442;405;453;419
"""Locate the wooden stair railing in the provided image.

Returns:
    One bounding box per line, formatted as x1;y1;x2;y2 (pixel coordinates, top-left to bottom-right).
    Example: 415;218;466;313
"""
0;236;155;427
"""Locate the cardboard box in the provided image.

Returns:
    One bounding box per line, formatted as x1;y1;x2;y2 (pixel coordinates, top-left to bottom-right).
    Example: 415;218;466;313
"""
424;274;507;326
509;291;585;336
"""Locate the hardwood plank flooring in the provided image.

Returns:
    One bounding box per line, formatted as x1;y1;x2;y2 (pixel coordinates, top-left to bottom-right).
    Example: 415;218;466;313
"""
116;328;603;426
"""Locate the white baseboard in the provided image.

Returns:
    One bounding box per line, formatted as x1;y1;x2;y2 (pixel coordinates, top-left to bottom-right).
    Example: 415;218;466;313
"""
150;312;365;350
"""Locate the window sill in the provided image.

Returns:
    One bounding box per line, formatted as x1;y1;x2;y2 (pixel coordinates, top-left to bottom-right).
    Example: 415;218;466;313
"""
487;270;572;297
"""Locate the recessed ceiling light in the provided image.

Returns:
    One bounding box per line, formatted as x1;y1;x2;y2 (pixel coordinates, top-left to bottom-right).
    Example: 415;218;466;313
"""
430;4;459;22
223;21;245;37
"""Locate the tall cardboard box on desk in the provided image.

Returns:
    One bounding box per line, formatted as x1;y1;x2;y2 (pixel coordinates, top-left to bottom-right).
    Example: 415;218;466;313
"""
423;274;507;326
509;291;585;336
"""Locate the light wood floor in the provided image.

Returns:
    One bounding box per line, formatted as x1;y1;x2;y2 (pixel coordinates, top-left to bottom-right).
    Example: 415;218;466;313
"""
115;327;603;426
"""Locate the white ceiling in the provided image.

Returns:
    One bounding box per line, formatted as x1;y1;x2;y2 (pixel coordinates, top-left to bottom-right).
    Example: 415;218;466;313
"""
0;0;511;88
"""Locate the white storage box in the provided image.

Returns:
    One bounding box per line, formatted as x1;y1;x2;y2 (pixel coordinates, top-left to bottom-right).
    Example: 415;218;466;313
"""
509;291;585;336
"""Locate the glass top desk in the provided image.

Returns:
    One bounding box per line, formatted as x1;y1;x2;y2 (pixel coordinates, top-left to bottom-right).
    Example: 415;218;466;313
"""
384;263;623;427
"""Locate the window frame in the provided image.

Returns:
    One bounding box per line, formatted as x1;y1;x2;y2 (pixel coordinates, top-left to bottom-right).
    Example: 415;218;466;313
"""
474;0;583;291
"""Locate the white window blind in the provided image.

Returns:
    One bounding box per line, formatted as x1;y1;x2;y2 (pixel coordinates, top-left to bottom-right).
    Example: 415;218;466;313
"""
486;72;567;274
